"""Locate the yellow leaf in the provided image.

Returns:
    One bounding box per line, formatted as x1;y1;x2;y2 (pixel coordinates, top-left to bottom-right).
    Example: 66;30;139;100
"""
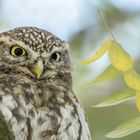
108;40;132;72
136;91;140;111
124;68;140;90
94;87;135;107
89;64;121;84
106;116;140;138
81;39;111;64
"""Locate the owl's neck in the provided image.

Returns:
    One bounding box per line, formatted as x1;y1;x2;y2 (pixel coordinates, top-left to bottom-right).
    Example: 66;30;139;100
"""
0;69;73;106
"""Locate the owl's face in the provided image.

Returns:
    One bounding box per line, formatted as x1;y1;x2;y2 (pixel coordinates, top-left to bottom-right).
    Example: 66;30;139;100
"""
0;27;71;81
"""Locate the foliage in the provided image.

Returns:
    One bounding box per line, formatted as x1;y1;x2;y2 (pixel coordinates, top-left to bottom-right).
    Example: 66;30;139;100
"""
82;39;140;138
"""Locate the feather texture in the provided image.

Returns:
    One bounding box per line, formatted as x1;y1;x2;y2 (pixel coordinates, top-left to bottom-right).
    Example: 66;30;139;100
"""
0;27;91;140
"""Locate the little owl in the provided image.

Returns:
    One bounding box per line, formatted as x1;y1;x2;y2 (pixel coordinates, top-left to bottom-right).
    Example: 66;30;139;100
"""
0;27;91;140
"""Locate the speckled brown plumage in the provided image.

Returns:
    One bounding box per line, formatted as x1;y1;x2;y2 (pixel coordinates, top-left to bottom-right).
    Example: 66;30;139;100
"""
0;27;91;140
3;27;64;53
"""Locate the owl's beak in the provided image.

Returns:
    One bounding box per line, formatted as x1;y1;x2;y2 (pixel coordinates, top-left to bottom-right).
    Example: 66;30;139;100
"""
31;60;44;79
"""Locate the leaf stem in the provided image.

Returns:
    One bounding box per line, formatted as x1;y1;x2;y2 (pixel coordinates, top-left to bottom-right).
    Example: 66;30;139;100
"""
98;9;116;41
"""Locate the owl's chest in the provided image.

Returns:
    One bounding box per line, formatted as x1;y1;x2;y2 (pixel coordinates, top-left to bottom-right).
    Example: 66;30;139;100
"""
0;87;81;140
0;76;90;140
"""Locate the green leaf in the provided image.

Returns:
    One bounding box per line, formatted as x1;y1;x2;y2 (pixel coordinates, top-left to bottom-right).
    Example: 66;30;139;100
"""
106;116;140;138
91;64;121;84
94;87;136;107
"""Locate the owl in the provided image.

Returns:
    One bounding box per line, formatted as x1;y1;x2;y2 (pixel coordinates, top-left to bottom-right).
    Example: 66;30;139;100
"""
0;27;91;140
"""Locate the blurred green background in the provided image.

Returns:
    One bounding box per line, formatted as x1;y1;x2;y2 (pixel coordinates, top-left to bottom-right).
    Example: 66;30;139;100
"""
0;0;140;139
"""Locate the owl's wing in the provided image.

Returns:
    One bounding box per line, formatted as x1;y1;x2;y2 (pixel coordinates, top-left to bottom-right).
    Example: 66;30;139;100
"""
0;111;14;140
78;106;92;140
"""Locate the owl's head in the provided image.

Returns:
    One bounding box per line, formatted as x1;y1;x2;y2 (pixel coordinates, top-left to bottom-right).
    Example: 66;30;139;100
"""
0;27;71;81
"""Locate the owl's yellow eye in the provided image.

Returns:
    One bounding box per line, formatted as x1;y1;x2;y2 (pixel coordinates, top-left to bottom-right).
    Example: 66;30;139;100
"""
10;45;27;57
51;52;61;62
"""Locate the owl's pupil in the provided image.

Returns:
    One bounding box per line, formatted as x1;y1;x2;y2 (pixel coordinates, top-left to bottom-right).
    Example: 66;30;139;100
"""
14;48;23;56
51;53;57;60
51;52;61;61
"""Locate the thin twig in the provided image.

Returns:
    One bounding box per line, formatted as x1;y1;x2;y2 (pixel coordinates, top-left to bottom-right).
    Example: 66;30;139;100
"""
98;9;116;41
